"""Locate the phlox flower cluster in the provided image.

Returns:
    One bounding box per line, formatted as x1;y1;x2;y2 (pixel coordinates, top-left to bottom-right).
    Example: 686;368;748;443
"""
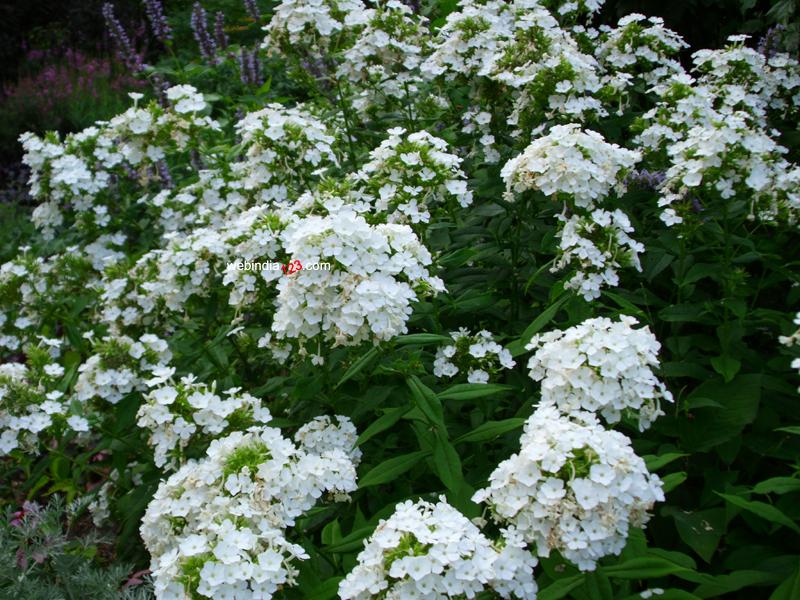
336;1;431;114
554;208;644;301
74;333;172;404
433;328;515;384
472;405;664;571
501;124;640;207
141;424;358;598
526;315;672;430
595;14;687;90
234;104;338;203
356;127;473;224
338;497;538;599
98;205;284;328
21;85;218;238
420;0;515;81
656;111;800;226
137;370;274;469
0;345;89;455
273;207;445;345
293;414;362;465
263;0;368;59
692;36;800;119
0;248;102;356
634;36;800;226
502;125;643;298
147;169;249;234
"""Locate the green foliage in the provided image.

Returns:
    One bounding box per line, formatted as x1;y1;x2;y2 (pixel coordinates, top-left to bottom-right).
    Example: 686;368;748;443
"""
0;497;152;599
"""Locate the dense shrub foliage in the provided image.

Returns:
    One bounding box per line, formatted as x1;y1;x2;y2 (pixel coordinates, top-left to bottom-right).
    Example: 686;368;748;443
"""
2;0;800;598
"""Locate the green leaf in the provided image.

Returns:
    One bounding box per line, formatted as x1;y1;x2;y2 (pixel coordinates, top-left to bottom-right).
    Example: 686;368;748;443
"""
508;295;569;357
693;569;783;598
393;333;452;346
602;556;694;579
659;303;708;323
358;451;430;489
668;507;726;563
537;575;586;600
454;418;526;444
323;525;375;553
776;426;800;436
710;356;741;383
432;434;463;492
306;577;342;600
716;492;800;533
680;375;761;451
662;472;688;493
437;383;515;401
356;405;411;447
336;346;381;388
643;453;687;471
407;376;446;431
753;477;800;495
770;565;800;600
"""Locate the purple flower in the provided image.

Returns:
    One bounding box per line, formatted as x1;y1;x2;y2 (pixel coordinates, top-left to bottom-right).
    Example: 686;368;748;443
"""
102;3;145;73
757;24;786;59
143;0;172;44
214;11;229;50
243;0;261;21
191;2;218;64
624;169;666;191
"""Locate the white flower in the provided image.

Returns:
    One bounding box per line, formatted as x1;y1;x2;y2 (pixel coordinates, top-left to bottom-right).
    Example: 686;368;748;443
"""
339;497;537;599
473;406;664;571
526;315;672;430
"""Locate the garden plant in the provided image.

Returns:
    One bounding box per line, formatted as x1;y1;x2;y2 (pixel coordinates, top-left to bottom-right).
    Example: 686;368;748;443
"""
1;0;800;598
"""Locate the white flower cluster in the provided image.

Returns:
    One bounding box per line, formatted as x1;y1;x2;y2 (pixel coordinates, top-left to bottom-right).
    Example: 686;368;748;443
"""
595;14;687;90
502;125;643;298
473;405;664;571
141;424;358;598
461;107;502;163
235;104;338;203
0;249;98;356
339;497;538;599
542;0;605;22
74;333;172;404
421;0;514;81
263;0;369;59
554;208;644;301
337;1;430;113
294;414;362;464
0;356;89;455
502;124;640;207
146;169;249;234
526;315;672;430
657;111;800;226
356;127;473;224
423;0;605;126
137;370;274;469
99;205;284;328
433;328;515;384
634;36;800;226
21;85;218;237
273;208;445;345
692;36;800;119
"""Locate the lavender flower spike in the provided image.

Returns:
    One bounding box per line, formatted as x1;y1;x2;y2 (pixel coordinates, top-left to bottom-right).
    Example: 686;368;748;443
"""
214;12;229;50
102;3;144;72
143;0;172;44
190;2;217;63
243;0;261;21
